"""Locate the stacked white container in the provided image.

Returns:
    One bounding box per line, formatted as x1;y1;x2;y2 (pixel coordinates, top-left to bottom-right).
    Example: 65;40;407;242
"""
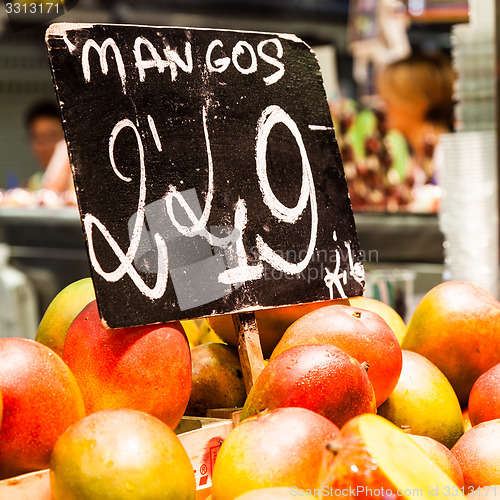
439;131;499;297
438;0;499;298
0;244;39;339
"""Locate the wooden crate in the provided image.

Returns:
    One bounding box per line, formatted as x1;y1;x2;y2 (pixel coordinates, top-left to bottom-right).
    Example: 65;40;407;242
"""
176;416;234;495
0;416;234;500
0;470;51;500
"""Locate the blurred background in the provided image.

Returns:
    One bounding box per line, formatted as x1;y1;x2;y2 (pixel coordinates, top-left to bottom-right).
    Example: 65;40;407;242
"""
0;0;497;332
0;0;471;195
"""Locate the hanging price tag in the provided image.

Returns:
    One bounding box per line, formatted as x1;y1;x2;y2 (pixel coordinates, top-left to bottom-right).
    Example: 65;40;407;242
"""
46;23;364;328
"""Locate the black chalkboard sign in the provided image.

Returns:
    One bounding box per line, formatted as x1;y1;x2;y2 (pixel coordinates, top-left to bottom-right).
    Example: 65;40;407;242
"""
46;23;365;328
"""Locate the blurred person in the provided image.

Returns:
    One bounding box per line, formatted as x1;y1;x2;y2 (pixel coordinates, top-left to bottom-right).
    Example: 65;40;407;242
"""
376;51;455;187
24;100;72;193
349;0;411;90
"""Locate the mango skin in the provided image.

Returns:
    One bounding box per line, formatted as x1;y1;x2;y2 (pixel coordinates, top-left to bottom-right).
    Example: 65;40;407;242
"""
0;338;86;479
468;363;500;426
377;350;464;449
402;281;500;407
271;304;403;407
50;408;196;500
35;277;95;357
241;344;376;428
186;343;246;417
211;407;340;500
208;299;349;359
62;300;191;429
451;419;500;489
322;414;465;499
408;434;464;487
348;296;407;345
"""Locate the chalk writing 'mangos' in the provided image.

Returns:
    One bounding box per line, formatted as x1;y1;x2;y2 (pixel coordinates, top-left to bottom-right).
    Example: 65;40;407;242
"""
79;35;285;91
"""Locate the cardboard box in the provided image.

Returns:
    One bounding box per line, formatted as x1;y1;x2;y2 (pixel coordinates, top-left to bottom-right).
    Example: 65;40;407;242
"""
0;416;234;500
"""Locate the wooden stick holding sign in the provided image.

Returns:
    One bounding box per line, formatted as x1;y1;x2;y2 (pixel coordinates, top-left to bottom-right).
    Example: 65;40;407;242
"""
232;312;266;393
45;22;365;355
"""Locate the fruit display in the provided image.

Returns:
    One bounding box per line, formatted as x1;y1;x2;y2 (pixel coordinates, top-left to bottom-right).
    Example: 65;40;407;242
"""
402;281;500;406
329;100;440;213
62;300;192;430
467;363;500;426
1;278;500;499
451;419;500;489
0;338;85;479
271;304;403;407
347;296;407;345
321;414;464;497
462;408;473;432
406;434;464;487
186;342;247;417
50;408;196;500
0;188;77;208
35;277;95;357
377;350;464;448
208;299;349;359
182;319;225;348
211;407;340;500
240;344;376;428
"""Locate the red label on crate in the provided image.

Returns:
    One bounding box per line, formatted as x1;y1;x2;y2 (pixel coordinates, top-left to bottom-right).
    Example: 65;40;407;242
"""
210;444;220;476
193;436;224;487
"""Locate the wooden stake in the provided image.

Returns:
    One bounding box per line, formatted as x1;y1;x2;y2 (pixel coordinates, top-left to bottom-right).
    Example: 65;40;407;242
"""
232;312;265;393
